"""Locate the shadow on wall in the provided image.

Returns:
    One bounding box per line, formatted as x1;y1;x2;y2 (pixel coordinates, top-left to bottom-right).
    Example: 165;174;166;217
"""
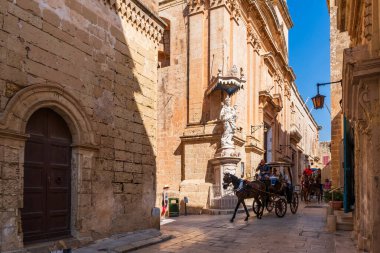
330;109;343;187
0;0;161;250
88;1;158;235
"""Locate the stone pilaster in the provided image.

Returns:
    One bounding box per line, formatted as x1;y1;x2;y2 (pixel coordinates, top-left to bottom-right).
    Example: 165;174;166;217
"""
330;2;350;187
188;0;207;123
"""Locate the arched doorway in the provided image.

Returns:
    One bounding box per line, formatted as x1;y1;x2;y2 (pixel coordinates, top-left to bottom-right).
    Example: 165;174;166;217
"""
22;108;72;243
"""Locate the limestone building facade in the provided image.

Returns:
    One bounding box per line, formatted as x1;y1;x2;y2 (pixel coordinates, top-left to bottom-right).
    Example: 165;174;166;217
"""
329;0;350;188
0;0;164;251
330;0;380;251
156;0;319;212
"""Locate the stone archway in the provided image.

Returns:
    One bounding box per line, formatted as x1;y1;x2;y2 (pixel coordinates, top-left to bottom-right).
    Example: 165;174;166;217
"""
0;82;98;249
0;82;95;146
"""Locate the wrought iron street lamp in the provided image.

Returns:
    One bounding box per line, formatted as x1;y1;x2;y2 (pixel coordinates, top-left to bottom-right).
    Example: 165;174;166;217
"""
251;123;267;135
311;80;342;110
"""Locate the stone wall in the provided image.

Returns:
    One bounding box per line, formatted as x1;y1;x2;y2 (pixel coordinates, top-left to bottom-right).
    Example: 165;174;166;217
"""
329;0;349;187
156;0;188;205
333;0;380;251
0;0;163;251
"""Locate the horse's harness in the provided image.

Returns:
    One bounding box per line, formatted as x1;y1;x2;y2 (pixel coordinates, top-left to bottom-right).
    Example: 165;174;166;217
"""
223;174;281;197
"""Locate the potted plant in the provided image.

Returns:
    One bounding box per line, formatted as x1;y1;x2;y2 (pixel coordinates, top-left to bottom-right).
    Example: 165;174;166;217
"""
324;190;343;210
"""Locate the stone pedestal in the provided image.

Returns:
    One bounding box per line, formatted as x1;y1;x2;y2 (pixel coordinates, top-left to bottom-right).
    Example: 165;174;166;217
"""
210;147;241;195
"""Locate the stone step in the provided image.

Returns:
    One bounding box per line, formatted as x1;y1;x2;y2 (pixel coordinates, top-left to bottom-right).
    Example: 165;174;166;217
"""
336;212;353;231
72;229;172;253
24;238;82;253
337;221;354;231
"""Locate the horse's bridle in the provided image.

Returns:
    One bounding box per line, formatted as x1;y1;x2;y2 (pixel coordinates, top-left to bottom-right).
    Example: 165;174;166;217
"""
222;173;233;189
222;182;230;189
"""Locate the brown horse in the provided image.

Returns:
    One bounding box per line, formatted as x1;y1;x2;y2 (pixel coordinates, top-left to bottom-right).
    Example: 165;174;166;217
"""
302;175;322;203
308;176;322;203
222;173;267;222
301;174;310;202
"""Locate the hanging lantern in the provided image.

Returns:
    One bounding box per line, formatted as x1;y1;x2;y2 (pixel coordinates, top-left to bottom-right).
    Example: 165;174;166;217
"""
311;93;325;109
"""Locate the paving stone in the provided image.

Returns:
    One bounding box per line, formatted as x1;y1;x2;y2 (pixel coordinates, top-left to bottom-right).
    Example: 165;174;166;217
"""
131;203;356;253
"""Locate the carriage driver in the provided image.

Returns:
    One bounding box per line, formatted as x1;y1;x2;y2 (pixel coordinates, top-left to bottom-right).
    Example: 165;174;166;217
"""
255;159;270;180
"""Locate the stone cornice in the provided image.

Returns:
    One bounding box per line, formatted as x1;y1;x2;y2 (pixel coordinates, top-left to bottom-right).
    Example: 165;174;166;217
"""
247;3;290;76
248;1;290;65
274;0;293;28
102;0;165;44
245;144;265;155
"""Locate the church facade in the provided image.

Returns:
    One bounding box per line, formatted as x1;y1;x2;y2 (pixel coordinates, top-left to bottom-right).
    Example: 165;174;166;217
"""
156;0;320;211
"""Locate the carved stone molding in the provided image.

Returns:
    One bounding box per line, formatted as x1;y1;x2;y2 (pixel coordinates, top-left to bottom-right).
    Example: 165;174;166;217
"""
357;80;380;136
284;84;291;100
210;0;224;8
247;25;261;53
226;0;241;21
188;0;205;14
274;72;283;83
364;0;372;41
357;82;372;134
101;0;164;45
209;0;241;20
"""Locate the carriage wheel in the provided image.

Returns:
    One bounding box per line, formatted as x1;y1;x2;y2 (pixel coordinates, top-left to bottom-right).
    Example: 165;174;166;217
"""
275;198;287;218
266;196;274;212
253;197;264;216
290;192;299;214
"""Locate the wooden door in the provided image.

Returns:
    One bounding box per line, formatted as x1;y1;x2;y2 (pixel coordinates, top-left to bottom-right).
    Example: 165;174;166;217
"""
22;108;72;243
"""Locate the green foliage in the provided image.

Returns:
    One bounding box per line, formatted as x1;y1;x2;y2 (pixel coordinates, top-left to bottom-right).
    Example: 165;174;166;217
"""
324;190;343;202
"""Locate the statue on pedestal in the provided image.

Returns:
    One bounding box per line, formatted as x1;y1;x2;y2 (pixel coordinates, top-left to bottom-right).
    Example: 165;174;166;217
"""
220;96;237;148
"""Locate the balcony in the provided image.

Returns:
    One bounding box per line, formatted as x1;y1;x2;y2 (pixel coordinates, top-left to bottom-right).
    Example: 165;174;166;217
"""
259;90;283;113
290;123;302;143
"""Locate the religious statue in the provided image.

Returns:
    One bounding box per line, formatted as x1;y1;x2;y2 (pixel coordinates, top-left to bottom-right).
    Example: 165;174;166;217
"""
220;96;238;148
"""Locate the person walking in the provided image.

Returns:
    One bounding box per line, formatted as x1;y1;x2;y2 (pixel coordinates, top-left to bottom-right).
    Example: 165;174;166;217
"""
303;164;313;176
161;185;169;219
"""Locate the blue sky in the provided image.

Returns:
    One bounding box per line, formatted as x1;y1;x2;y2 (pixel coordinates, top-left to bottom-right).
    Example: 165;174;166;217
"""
288;0;331;141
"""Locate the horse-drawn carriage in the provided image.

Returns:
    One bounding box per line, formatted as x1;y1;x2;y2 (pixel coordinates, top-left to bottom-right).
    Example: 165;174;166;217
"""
252;162;299;218
222;161;299;222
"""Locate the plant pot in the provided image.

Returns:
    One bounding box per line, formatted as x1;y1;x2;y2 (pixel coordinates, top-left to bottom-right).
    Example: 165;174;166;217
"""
329;201;343;210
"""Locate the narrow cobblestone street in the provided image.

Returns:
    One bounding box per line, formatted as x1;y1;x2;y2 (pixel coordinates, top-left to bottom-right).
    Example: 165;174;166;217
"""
134;204;356;253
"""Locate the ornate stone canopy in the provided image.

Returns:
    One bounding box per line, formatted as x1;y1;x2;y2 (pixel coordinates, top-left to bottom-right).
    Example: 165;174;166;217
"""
206;66;246;96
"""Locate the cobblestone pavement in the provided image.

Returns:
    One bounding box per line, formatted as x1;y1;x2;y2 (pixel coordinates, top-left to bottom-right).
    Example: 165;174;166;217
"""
134;203;344;253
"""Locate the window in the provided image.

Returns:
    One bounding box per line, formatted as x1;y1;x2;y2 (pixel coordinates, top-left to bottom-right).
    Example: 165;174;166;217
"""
323;155;329;165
